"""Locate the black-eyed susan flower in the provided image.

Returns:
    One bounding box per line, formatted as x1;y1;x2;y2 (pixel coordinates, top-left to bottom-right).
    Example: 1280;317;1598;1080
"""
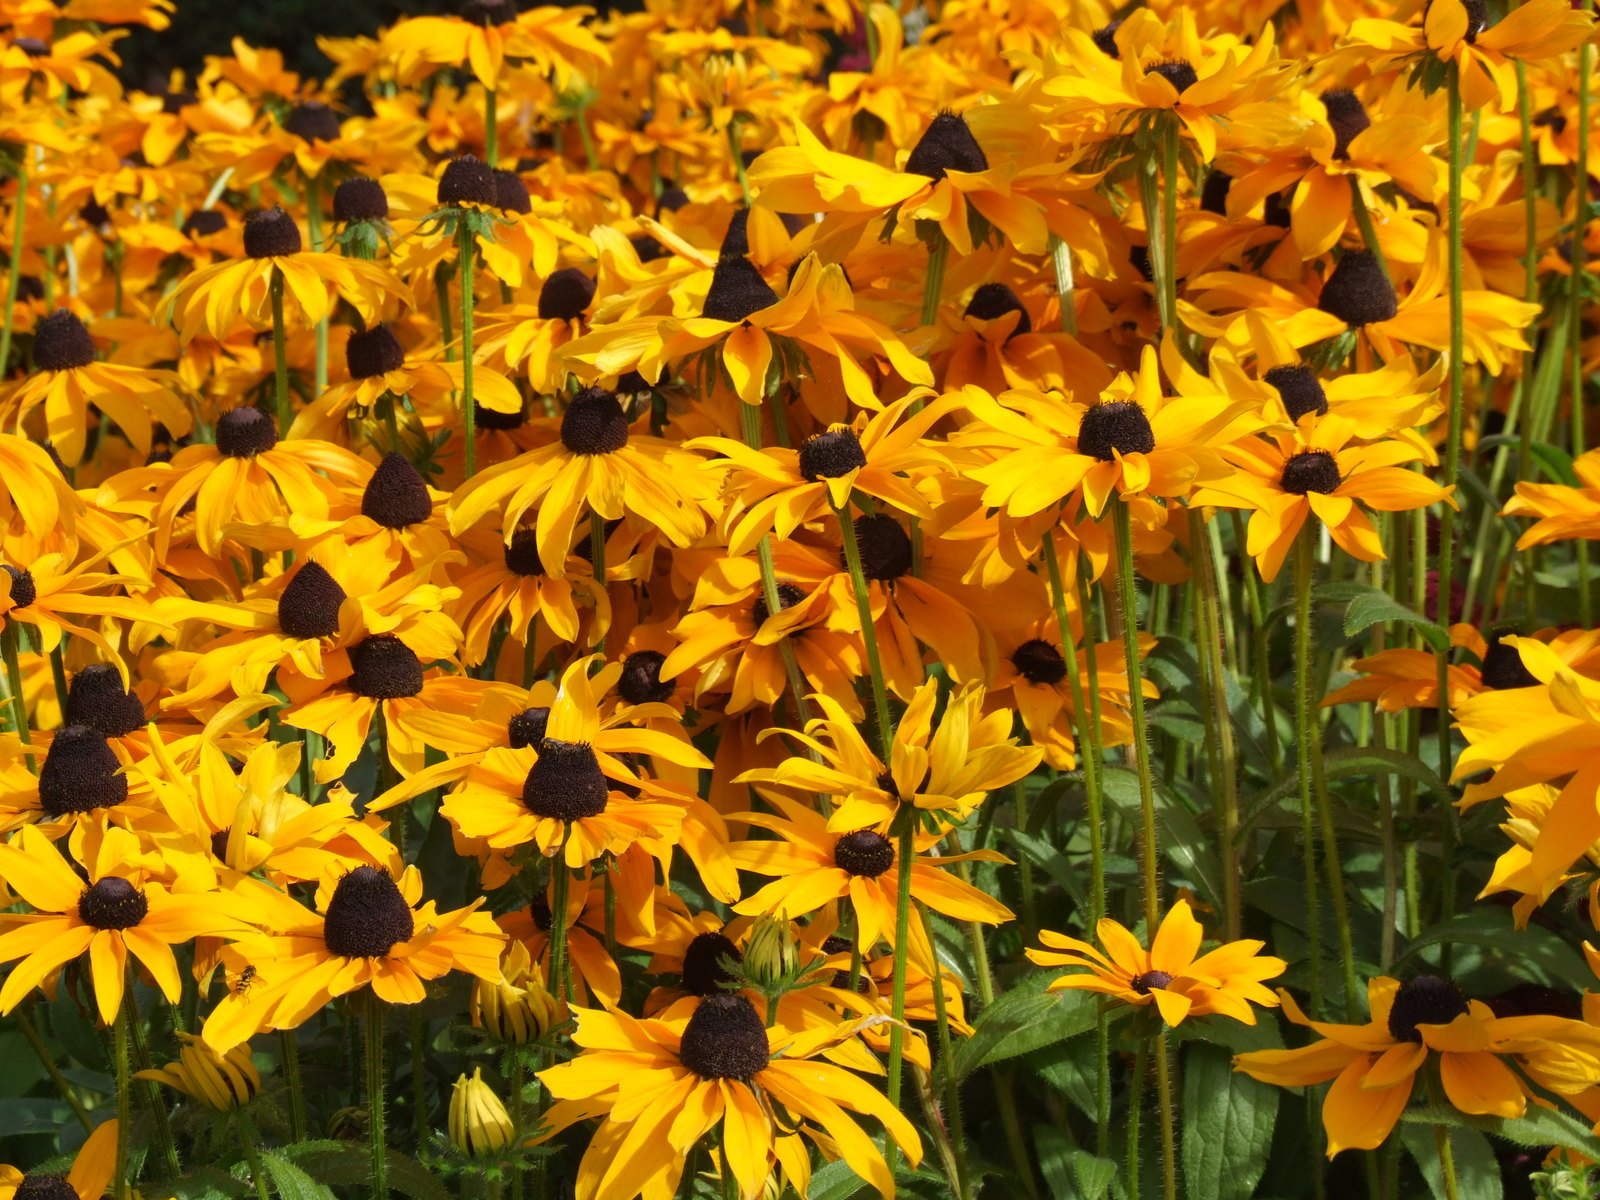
448;385;709;577
0;825;254;1024
200;863;503;1053
729;794;1012;950
1235;975;1600;1156
0;1117;118;1200
3;308;190;465
1028;898;1285;1026
1189;414;1456;581
538;994;921;1199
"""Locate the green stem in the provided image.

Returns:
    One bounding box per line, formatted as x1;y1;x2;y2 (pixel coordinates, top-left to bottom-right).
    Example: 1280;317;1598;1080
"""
114;996;131;1200
1154;1033;1178;1200
1127;1040;1148;1199
1138;117;1181;334
436;266;455;362
1049;233;1078;334
923;917;970;1199
884;820;915;1175
0;154;28;378
1349;178;1390;279
485;85;499;166
1572;40;1594;625
366;995;388;1200
1189;510;1241;940
738;401;814;727
728;120;751;206
126;987;180;1179
16;1006;92;1131
280;1029;307;1141
1293;535;1327;1012
589;511;608;655
920;234;949;327
1041;534;1110;1152
835;501;894;758
458;223;478;478
1;622;35;770
546;838;571;999
237;1112;272;1200
48;642;69;718
270;267;291;437
1112;502;1160;933
306;174;328;397
410;1007;428;1145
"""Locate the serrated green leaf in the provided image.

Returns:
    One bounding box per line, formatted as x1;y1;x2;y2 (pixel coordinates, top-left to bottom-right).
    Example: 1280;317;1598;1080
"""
1401;1102;1600;1159
280;1142;451;1200
1181;1044;1278;1200
807;1159;866;1200
1239;747;1450;838
1342;588;1449;652
1399;1121;1502;1200
256;1151;335;1200
950;975;1096;1081
1394;911;1592;991
165;1167;253;1200
1036;1125;1116;1200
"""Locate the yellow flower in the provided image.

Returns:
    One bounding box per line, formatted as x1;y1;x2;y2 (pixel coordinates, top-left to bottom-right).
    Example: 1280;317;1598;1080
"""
1235;975;1600;1156
538;995;921;1200
471;940;564;1045
1028;899;1285;1026
0;1117;119;1200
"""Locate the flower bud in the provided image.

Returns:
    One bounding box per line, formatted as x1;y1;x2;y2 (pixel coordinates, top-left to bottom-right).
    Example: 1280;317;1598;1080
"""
471;942;563;1044
742;916;797;987
449;1068;514;1158
135;1032;260;1111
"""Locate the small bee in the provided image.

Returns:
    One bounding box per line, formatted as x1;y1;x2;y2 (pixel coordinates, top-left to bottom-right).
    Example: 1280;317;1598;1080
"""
232;965;258;994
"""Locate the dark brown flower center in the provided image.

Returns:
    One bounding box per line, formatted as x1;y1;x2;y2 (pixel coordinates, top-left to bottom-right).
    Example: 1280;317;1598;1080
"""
1145;59;1198;94
560;388;630;455
78;877;148;930
537;267;596;321
1320;89;1371;160
677;993;770;1080
243;207;302;258
1131;970;1173;994
1263;365;1329;421
751;582;806;628
521;739;609;820
278;562;346;639
798;429;867;481
64;664;144;737
904;111;988;179
700;254;777;323
680;931;743;996
833;829;895;878
32;309;96;372
437;155;498;207
1011;638;1068;685
618;650;674;705
849;514;914;581
322;866;415;958
964;282;1032;337
346;324;405;380
333;176;389;223
361;452;432;529
1078;401;1155;461
1318;250;1397;327
347;636;424;699
215;407;279;458
1387;974;1470;1043
1279;450;1341;496
40;725;127;816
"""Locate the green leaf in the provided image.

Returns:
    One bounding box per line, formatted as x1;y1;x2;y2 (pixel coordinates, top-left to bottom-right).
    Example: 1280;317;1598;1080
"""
1342;588;1449;652
1180;1044;1278;1200
1394;911;1593;992
1239;748;1451;839
280;1142;451;1200
1035;1125;1116;1200
165;1168;252;1200
1399;1122;1503;1200
1101;766;1224;907
807;1159;866;1200
950;975;1097;1080
256;1152;335;1200
1401;1102;1600;1159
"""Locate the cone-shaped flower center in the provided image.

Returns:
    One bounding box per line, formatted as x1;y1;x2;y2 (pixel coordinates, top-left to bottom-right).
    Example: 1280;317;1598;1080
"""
964;282;1032;337
1078;401;1155;461
333;176;389;223
751;582;805;628
362;452;432;529
1263;365;1329;421
701;255;778;323
15;1175;78;1200
78;876;148;930
64;664;144;737
215;407;279;458
32;309;96;372
521;739;610;820
798;428;867;481
507;706;551;749
1318;251;1397;327
1387;974;1470;1043
438;155;498;207
560;387;630;455
284;101;341;143
678;993;770;1080
278;563;346;639
833;829;895;878
3;565;36;609
538;267;596;321
618;650;673;705
1011;638;1068;685
1480;633;1539;690
322;866;415;958
1145;59;1198;94
1131;970;1173;994
243;207;302;258
681;931;743;996
347;635;425;699
1279;450;1341;496
40;725;128;816
904;111;988;179
1320;89;1371;160
850;514;914;581
495;169;531;214
346;324;405;380
1091;20;1123;56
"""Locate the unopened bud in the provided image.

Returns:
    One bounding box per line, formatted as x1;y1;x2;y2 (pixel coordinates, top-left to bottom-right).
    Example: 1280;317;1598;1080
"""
471;942;563;1044
742;916;797;987
136;1032;260;1111
449;1068;514;1158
